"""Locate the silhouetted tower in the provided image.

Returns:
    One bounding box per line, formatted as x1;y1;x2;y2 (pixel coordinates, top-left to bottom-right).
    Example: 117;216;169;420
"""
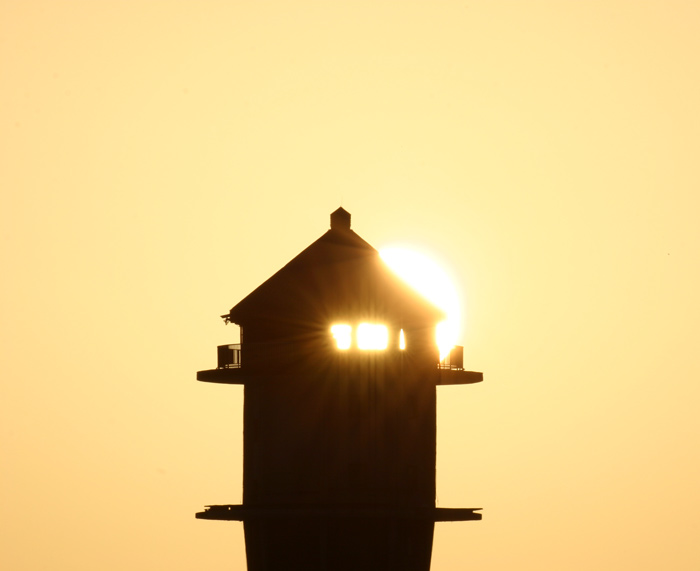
196;208;482;570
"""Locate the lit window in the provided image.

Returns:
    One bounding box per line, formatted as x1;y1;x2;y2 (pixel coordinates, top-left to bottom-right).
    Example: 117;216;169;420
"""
357;323;388;350
331;324;352;349
399;329;406;350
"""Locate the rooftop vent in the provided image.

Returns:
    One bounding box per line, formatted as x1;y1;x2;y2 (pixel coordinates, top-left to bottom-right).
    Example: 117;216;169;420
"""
330;207;351;230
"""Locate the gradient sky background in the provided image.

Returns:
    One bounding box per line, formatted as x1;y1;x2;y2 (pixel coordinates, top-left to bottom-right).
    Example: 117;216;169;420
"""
2;1;699;569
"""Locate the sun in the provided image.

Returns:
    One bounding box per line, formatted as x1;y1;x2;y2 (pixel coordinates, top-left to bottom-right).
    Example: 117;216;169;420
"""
379;247;460;359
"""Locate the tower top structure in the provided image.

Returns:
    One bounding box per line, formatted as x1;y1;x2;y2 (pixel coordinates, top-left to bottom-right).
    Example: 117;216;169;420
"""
196;208;483;570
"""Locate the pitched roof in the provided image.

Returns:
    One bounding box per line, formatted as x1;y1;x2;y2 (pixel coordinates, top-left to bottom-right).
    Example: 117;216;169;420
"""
225;209;445;328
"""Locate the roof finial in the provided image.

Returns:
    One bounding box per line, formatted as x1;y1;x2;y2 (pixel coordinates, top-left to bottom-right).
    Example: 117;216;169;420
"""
330;207;351;230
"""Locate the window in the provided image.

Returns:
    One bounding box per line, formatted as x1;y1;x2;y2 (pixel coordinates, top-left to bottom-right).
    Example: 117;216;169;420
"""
357;323;388;350
330;324;352;349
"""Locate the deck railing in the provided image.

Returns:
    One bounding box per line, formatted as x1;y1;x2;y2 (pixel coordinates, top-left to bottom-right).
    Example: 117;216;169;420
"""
216;342;464;370
217;344;241;369
438;345;464;370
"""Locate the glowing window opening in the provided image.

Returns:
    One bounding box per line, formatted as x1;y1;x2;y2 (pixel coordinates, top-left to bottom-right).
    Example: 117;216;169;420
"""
357;323;388;350
399;329;406;350
331;324;352;350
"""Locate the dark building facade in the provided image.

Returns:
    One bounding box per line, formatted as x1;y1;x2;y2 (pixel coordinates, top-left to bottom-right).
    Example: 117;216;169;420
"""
196;208;482;570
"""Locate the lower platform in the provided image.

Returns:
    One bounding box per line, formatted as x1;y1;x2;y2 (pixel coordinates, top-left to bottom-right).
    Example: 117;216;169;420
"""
196;504;481;522
197;505;481;571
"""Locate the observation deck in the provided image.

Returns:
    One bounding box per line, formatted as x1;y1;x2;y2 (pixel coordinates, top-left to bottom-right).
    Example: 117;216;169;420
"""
196;343;483;386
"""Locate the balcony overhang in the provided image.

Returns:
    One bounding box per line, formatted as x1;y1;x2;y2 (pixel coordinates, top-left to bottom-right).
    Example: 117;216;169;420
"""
197;367;483;386
196;368;245;385
437;369;483;385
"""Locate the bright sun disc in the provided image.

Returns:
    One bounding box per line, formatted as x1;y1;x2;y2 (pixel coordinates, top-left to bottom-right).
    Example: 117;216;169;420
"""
379;247;460;359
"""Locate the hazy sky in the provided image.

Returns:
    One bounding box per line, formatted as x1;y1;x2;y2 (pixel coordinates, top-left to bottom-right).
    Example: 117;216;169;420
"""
2;2;699;569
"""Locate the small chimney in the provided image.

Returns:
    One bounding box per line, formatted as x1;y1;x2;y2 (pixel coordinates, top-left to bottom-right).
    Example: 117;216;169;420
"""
330;207;351;230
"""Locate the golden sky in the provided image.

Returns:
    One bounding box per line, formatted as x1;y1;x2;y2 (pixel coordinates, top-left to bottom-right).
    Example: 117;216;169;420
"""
2;1;699;569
